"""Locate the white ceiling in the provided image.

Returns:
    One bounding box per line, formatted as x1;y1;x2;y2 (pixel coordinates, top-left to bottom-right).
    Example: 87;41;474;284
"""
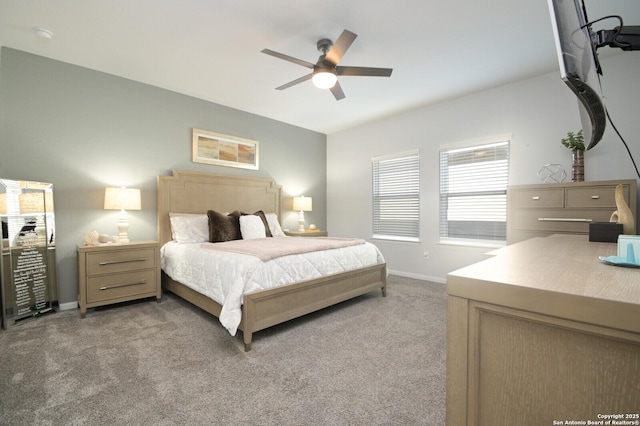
1;0;638;134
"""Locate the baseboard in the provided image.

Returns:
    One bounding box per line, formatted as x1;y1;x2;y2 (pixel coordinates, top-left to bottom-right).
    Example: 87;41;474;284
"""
58;301;78;311
387;269;446;284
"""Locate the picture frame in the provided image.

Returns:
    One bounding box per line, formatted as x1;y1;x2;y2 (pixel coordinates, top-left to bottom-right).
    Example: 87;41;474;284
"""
192;128;259;170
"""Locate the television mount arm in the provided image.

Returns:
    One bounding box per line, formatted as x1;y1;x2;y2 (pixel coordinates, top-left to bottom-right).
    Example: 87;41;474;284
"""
596;25;640;51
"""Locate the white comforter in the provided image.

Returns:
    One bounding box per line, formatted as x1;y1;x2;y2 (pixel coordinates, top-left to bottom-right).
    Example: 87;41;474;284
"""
161;238;385;335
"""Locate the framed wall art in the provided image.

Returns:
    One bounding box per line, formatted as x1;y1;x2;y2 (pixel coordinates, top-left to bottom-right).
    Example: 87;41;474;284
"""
192;128;259;170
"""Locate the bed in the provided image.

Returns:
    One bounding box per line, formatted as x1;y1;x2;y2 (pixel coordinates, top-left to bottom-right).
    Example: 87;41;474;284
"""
157;170;387;351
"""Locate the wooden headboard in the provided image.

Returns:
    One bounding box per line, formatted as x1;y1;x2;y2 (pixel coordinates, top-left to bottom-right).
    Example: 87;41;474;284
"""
157;170;282;245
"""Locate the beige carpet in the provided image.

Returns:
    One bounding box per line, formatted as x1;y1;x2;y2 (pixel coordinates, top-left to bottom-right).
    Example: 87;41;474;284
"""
0;275;446;425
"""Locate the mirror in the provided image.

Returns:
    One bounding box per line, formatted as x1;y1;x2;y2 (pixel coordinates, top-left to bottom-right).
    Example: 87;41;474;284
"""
1;179;57;329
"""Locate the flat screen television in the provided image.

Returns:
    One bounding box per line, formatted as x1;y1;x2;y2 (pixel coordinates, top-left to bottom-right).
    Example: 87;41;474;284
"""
547;0;606;150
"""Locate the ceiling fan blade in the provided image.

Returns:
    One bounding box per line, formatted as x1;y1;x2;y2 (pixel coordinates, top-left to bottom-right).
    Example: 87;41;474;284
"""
325;30;357;65
330;81;346;100
336;66;393;77
261;49;315;69
275;73;313;90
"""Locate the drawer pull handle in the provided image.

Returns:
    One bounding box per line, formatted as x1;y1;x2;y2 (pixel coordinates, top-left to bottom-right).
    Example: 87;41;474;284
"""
538;217;593;222
532;196;540;200
99;257;147;266
99;280;147;291
591;195;600;199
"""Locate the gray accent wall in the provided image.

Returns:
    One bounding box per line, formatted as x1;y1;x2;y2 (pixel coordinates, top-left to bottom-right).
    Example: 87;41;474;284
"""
327;52;640;283
0;47;327;306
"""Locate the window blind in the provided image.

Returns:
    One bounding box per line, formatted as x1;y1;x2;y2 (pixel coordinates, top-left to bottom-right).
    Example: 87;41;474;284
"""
439;141;509;245
372;150;420;241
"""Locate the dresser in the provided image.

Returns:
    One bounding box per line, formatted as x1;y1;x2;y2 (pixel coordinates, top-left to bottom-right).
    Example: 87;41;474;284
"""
507;179;637;244
77;241;161;318
446;234;640;425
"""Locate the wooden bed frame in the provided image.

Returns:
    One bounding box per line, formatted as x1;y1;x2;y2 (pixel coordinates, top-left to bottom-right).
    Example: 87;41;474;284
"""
157;170;387;351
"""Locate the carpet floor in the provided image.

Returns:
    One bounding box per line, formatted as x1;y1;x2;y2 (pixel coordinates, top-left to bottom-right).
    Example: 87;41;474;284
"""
0;275;447;425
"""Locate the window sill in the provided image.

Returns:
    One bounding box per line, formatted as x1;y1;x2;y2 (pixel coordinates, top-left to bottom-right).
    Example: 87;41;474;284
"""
438;237;505;249
372;234;420;243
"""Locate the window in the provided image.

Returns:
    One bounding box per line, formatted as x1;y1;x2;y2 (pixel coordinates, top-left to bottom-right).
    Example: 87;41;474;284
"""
439;140;509;247
372;150;420;242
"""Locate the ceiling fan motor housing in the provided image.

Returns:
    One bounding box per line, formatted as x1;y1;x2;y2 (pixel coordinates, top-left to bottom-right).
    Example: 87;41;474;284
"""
316;38;333;55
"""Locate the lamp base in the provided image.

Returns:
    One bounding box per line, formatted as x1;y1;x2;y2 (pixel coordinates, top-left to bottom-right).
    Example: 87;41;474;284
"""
297;210;305;232
117;211;130;243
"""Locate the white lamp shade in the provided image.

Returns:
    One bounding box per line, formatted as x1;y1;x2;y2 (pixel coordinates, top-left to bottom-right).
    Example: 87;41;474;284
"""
104;187;141;210
293;196;312;212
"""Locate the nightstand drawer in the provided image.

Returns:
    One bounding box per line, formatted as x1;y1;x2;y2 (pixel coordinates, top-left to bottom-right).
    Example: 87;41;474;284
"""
86;269;157;303
86;248;156;275
565;185;624;209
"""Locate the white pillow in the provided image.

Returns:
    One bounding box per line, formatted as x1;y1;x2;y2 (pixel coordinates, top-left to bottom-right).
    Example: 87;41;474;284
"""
240;215;267;240
265;213;286;238
169;213;209;243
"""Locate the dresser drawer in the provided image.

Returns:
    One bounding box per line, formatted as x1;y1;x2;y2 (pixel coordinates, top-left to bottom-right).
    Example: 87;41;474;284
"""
85;248;156;275
512;209;618;233
565;185;626;209
512;210;591;233
509;188;564;208
86;269;157;303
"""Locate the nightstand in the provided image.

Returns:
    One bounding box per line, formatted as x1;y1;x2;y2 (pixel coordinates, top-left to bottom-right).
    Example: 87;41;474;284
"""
77;240;161;318
285;230;328;237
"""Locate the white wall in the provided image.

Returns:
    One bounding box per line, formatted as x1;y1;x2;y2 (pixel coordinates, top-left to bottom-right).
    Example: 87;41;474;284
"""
327;53;640;282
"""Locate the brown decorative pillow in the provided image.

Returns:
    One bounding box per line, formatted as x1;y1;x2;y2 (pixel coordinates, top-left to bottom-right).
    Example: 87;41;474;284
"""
207;210;242;242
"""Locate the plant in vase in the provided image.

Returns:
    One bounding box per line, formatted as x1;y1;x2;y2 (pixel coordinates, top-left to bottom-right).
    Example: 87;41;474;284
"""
561;129;585;182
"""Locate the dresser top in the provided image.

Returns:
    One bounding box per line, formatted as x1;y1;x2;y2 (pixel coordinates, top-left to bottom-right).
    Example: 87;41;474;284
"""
508;178;637;190
77;240;159;252
448;234;640;333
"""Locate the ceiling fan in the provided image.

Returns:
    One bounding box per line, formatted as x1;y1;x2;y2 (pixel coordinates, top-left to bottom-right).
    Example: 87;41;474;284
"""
261;29;393;100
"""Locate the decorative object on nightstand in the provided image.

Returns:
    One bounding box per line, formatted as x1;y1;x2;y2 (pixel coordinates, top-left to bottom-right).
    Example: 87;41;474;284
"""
104;187;141;243
77;240;161;318
293;196;312;232
560;129;585;182
84;230;100;246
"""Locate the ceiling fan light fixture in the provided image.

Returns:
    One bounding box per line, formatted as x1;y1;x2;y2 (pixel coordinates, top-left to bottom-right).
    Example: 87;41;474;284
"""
312;69;337;89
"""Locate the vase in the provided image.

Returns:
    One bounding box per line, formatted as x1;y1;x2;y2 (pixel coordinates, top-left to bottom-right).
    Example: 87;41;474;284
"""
609;184;636;235
571;149;584;182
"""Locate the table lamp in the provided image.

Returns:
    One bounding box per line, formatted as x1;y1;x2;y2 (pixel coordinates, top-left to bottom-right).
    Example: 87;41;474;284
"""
104;187;141;243
293;196;312;232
